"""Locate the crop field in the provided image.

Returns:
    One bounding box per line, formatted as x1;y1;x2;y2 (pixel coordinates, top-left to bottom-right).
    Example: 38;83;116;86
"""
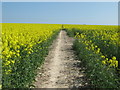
1;23;61;88
65;24;120;88
1;23;120;89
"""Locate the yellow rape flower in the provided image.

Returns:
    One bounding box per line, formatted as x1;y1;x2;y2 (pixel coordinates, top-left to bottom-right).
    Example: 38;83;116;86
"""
96;48;100;54
112;56;116;60
102;60;106;64
101;55;105;58
11;60;15;64
5;61;10;66
95;45;98;48
6;70;12;74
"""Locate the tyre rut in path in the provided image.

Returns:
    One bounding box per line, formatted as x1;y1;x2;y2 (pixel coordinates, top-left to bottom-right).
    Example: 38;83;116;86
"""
34;30;88;88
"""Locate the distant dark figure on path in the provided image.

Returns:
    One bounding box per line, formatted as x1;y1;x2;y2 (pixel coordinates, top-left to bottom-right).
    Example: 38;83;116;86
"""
62;24;64;29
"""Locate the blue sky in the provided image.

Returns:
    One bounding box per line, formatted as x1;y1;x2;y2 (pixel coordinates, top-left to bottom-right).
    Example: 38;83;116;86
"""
0;2;2;22
2;2;118;25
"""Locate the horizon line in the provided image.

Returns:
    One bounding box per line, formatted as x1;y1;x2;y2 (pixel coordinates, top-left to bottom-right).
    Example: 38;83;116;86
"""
1;22;118;25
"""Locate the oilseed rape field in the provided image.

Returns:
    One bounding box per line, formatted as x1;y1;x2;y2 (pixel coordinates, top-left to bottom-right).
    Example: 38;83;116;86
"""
64;25;120;88
1;23;120;88
1;23;61;88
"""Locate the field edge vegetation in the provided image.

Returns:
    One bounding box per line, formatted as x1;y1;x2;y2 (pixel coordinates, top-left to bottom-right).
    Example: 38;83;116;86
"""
2;23;61;88
64;24;120;89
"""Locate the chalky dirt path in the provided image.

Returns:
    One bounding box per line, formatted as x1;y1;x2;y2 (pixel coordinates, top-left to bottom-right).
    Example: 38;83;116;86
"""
34;30;88;88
